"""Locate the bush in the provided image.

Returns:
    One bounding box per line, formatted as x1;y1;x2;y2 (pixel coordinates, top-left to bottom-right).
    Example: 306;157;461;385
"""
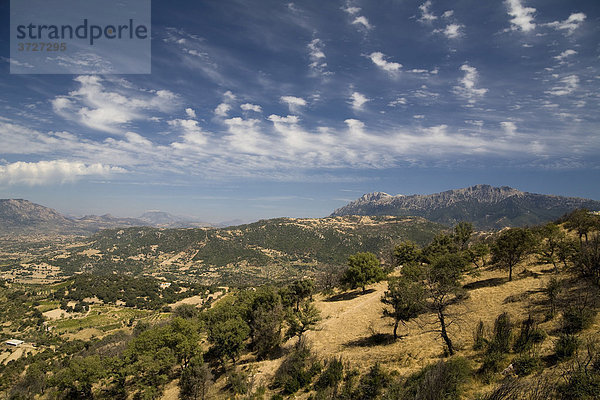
226;370;251;395
511;354;540;376
400;357;471;400
272;340;320;394
473;320;487;350
357;363;391;400
513;315;546;354
558;370;600;399
562;306;595;334
481;377;557;400
555;334;580;359
491;312;513;354
314;357;344;391
479;351;506;382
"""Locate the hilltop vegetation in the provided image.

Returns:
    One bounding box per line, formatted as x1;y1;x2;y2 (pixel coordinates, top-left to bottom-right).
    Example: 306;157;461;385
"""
19;216;443;286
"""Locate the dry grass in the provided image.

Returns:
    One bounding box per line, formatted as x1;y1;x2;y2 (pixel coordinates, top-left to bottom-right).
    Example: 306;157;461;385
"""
159;257;600;400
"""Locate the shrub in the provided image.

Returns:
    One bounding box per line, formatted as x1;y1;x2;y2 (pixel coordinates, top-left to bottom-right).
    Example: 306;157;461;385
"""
562;306;595;334
558;370;600;400
401;357;471;400
226;369;251;395
272;340;320;394
491;312;513;354
481;377;557;400
314;357;344;391
473;320;487;350
513;315;546;354
357;363;391;400
555;334;580;359
511;354;540;376
479;351;506;382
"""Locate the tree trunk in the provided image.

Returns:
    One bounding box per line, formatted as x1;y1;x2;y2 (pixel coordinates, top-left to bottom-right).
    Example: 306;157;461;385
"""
438;311;454;356
508;264;513;281
393;320;399;339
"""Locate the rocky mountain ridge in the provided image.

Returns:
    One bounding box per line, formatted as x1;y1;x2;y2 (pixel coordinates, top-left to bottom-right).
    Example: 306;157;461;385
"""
331;184;600;229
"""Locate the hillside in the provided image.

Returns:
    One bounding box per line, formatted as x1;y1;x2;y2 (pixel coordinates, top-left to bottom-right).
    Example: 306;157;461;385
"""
22;216;443;286
1;212;600;400
0;199;79;235
331;184;600;229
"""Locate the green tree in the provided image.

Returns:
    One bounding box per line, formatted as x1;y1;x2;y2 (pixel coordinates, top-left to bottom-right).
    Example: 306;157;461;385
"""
422;233;459;262
563;209;600;244
342;252;385;293
207;316;250;366
393;241;421;267
545;277;562;318
468;242;490;269
424;253;468;356
288;279;315;311
538;223;566;271
250;302;284;360
453;222;474;251
286;302;321;344
51;356;106;399
491;228;537;281
179;355;213;400
381;277;425;339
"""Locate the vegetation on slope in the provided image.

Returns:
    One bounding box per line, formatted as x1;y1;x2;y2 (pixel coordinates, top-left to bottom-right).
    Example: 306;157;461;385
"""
1;210;600;399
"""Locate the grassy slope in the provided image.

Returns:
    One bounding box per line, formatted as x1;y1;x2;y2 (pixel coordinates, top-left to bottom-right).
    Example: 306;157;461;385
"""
195;258;600;399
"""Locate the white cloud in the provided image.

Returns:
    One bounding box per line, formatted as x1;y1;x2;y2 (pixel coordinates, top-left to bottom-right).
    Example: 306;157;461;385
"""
438;24;464;39
352;16;372;30
554;49;577;61
307;38;331;76
350;92;370;110
214;103;231;117
546;75;579;96
280;96;307;112
224;90;236;101
500;121;517;136
453;64;488;104
545;13;586;35
0;160;124;185
413;115;425;119
51;75;178;134
368;52;402;72
388;98;407;107
343;6;361;15
185;108;197;118
505;0;536;32
465;120;484;128
268;115;300;124
241;103;262;113
442;10;454;19
418;1;437;23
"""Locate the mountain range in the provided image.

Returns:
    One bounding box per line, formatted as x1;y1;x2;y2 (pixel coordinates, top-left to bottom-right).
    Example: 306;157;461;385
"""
2;184;599;236
0;199;211;236
331;184;600;229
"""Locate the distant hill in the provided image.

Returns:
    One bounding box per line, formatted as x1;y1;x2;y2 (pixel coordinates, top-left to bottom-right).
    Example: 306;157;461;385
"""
0;200;218;236
41;216;444;285
138;211;211;228
330;184;600;229
0;199;79;235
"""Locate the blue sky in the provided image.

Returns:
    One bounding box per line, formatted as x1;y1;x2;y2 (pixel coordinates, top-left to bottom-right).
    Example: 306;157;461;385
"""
1;0;599;222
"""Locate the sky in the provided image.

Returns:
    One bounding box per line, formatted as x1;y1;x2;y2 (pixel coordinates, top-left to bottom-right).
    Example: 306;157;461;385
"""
0;0;599;222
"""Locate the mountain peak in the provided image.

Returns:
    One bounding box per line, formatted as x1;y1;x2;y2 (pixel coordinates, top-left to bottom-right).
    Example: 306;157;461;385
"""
358;192;393;202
